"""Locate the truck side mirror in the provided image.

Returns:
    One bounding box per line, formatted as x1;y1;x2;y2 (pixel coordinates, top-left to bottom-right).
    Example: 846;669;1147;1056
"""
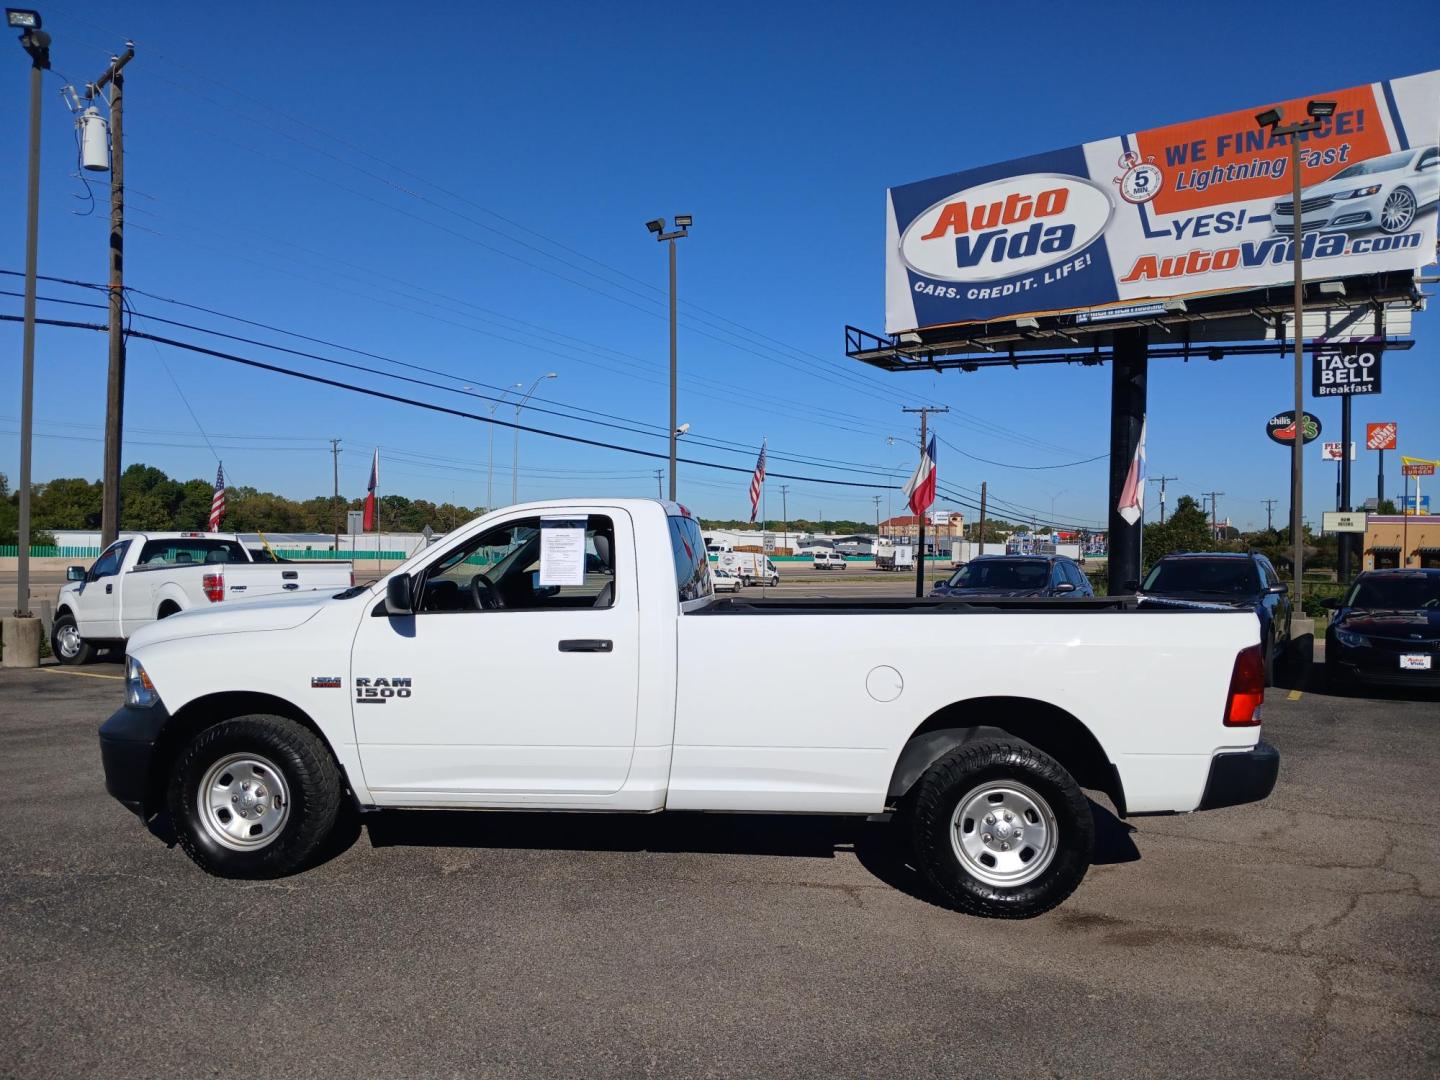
66;565;86;582
384;574;414;616
1054;582;1076;594
1267;583;1289;595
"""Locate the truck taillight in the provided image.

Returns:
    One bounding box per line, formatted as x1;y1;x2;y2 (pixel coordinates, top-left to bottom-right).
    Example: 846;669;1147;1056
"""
202;573;225;603
1224;644;1266;726
349;569;355;587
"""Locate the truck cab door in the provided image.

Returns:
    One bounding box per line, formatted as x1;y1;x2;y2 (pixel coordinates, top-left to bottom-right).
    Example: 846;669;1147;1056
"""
350;509;640;802
74;540;130;640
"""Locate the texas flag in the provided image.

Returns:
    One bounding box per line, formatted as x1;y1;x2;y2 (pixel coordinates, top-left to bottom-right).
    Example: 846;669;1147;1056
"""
362;449;379;531
903;435;938;516
1116;417;1147;525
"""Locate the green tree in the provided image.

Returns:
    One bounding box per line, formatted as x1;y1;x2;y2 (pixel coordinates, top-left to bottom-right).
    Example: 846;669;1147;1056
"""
31;477;103;529
1143;495;1220;569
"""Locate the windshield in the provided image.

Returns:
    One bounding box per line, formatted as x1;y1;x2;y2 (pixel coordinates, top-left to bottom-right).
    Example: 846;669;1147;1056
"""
1142;559;1257;596
1346;575;1440;611
947;560;1049;590
1331;151;1416;179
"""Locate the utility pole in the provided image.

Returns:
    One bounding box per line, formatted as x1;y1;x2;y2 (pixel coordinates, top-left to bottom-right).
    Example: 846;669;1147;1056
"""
654;469;663;498
977;481;988;558
1202;491;1224;539
872;495;881;535
778;484;790;555
330;439;341;550
1262;499;1278;533
97;44;135;547
1147;475;1178;523
901;405;948;598
9;10;48;634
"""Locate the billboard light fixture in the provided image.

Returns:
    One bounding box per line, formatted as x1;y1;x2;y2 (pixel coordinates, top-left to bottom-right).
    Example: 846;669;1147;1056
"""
1255;107;1282;129
1163;299;1188;314
1014;316;1039;330
5;8;40;28
1307;100;1337;119
645;218;665;234
1318;280;1346;297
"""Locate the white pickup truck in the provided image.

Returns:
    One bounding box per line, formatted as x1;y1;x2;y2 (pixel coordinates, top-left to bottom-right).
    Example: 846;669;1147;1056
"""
99;501;1278;918
55;532;352;664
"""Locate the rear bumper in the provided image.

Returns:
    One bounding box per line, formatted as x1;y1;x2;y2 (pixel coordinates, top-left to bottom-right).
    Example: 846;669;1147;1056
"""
1197;741;1279;811
98;701;170;817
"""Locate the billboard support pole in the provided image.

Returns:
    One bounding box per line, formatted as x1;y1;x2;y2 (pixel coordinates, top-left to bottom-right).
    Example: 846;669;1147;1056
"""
1107;326;1148;592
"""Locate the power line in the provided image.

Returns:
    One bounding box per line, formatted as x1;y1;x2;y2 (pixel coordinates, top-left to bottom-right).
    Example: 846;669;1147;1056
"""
0;313;901;492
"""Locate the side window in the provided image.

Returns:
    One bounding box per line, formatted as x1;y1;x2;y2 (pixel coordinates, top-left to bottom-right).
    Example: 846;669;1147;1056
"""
1062;562;1082;588
414;515;616;613
669;516;713;604
1051;562;1068;588
1255;560;1273;588
89;541;130;580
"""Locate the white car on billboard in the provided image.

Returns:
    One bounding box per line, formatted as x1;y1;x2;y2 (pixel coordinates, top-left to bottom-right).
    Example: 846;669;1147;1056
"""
1272;145;1438;236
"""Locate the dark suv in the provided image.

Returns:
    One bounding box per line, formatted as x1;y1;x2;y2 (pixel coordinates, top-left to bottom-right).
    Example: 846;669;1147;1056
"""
1138;552;1291;682
931;554;1095;599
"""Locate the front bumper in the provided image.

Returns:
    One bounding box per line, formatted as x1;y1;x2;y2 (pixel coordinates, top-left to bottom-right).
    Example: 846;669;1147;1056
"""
98;701;171;817
1197;741;1279;811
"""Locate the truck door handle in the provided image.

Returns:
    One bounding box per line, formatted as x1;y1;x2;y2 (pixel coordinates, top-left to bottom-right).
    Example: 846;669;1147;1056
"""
282;570;299;580
558;639;612;653
283;583;299;590
105;583;112;594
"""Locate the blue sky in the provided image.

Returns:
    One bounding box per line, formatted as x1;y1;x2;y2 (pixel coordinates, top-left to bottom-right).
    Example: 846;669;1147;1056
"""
2;0;1437;531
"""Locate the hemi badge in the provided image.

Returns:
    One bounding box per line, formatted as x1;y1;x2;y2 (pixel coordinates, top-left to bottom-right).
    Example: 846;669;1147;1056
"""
311;676;342;689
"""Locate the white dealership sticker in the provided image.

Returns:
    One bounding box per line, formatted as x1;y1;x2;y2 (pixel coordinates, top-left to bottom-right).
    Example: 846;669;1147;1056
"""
539;517;587;587
1399;654;1432;671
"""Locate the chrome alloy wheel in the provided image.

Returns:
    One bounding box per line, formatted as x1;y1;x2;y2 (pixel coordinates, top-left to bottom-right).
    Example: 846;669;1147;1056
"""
197;753;291;851
55;622;82;659
1379;188;1416;233
950;780;1059;887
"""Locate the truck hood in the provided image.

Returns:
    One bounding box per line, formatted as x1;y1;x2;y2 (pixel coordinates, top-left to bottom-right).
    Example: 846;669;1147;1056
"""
127;587;354;650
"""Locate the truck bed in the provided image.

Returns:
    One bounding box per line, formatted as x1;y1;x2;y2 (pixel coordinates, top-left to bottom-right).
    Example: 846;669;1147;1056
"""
694;594;1172;614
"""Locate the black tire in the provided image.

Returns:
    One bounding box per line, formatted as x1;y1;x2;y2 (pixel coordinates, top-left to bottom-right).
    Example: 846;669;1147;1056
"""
167;714;342;879
50;612;96;665
908;739;1093;919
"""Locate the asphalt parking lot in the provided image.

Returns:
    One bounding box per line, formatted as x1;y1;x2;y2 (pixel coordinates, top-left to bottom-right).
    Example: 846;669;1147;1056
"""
1;660;1436;1078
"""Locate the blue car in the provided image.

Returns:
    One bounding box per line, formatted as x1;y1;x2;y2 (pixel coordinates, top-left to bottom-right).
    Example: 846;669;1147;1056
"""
931;554;1095;599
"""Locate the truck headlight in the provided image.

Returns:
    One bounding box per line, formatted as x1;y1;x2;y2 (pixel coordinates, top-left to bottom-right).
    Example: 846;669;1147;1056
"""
1333;628;1370;648
126;656;160;708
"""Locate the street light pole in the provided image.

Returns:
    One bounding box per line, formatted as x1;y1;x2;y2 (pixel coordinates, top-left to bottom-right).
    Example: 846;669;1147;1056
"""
512;373;556;505
1256;99;1334;599
646;216;691;502
12;11;48;623
483;382;521;510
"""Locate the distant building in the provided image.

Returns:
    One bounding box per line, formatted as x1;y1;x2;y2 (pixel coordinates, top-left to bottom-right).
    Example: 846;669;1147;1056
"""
1362;515;1440;570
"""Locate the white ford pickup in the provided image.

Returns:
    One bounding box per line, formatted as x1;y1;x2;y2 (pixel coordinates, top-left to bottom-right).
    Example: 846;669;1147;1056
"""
99;501;1278;918
55;532;352;664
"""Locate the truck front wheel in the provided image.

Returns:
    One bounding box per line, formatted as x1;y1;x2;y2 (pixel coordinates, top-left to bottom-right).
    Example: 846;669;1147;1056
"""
908;739;1093;918
167;715;342;879
50;612;96;665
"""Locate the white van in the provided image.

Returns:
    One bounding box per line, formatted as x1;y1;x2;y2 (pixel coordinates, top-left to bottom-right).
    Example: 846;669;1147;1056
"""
812;550;846;570
719;551;780;586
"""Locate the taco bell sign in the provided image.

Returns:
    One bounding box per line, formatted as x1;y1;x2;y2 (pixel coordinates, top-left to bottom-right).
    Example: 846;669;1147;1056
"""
885;69;1440;333
1312;344;1383;397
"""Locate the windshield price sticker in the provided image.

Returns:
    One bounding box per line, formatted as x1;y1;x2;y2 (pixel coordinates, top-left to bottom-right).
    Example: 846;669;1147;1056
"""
539;517;587;587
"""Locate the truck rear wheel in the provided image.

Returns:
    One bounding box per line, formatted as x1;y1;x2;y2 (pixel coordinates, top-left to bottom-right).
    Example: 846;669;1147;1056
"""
167;714;341;879
908;739;1093;918
50;613;96;665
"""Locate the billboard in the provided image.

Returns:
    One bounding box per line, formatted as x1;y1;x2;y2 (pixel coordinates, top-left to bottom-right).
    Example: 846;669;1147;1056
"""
886;70;1439;333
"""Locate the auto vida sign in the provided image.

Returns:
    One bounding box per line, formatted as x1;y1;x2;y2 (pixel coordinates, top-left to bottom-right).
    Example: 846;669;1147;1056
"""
1313;344;1382;396
885;69;1440;332
1267;411;1322;445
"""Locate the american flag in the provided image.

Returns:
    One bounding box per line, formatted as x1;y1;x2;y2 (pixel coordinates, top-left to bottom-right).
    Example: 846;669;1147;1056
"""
747;440;767;523
208;463;226;532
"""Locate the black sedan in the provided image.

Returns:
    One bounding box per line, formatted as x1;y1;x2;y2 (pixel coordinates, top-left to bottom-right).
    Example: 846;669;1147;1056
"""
931;554;1095;599
1324;569;1440;692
